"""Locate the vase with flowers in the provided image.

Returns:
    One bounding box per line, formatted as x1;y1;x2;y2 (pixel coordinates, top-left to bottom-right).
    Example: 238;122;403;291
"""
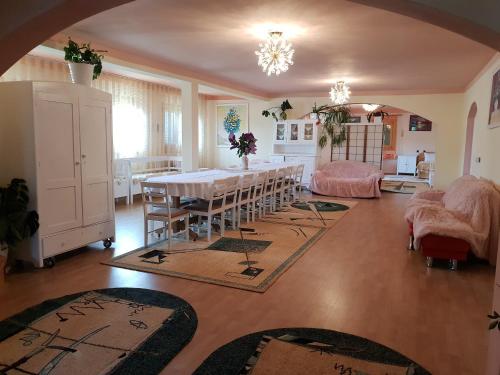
228;132;257;170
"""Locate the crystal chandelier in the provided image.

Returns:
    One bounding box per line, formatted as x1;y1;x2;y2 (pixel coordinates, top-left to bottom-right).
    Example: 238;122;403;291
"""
362;103;380;112
255;31;294;76
329;81;351;104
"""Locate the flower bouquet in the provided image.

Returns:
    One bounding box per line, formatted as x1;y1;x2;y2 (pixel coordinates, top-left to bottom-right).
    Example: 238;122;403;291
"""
228;132;257;170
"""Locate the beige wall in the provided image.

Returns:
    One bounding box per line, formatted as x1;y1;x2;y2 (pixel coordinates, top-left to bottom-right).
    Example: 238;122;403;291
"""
208;93;463;188
396;114;436;155
463;53;500;183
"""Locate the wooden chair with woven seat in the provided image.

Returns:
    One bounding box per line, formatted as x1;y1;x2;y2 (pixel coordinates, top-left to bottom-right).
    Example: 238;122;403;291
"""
185;176;240;241
141;181;190;248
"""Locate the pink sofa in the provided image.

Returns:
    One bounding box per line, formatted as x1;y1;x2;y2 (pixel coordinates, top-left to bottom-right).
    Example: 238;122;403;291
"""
405;175;500;266
310;160;384;198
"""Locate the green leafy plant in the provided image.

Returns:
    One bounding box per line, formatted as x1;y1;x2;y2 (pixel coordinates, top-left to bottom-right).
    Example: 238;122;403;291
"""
489;311;500;331
313;104;351;162
262;99;293;121
0;179;39;248
367;109;389;123
63;38;107;80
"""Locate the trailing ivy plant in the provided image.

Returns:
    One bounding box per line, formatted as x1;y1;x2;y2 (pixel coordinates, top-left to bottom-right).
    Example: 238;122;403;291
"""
367;109;389;122
313;104;351;162
262;99;293;121
63;38;107;80
0;179;39;248
488;310;500;331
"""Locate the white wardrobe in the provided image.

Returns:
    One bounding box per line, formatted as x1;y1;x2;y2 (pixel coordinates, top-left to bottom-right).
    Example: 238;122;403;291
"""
0;81;115;267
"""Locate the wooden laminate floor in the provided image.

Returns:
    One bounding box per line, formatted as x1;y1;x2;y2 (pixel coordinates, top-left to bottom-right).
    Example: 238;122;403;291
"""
0;193;495;374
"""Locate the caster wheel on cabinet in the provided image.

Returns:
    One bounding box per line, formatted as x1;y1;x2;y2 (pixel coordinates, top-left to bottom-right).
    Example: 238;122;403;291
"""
43;257;55;268
103;239;113;249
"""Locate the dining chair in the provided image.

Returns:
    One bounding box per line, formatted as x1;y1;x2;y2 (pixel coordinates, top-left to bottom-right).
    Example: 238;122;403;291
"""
251;171;268;220
282;166;295;204
237;173;256;227
292;164;305;201
141;181;190;248
262;169;277;215
185;176;240;241
272;167;288;210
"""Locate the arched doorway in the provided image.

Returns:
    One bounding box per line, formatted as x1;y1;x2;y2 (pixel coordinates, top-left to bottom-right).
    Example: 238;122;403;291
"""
463;102;477;175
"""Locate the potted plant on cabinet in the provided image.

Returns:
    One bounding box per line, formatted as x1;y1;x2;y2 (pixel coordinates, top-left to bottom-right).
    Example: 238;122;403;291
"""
228;132;258;170
0;179;39;283
262;99;293;121
63;38;106;85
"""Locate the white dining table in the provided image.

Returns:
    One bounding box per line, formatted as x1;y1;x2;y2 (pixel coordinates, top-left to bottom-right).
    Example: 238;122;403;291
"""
146;162;300;200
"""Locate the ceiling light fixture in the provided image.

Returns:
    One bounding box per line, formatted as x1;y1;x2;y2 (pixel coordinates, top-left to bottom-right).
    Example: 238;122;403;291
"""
255;31;294;76
362;104;380;112
329;81;351;104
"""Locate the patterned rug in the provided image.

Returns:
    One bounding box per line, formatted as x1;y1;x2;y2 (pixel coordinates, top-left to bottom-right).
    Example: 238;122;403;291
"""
194;328;430;375
0;288;197;375
381;180;429;194
104;199;356;293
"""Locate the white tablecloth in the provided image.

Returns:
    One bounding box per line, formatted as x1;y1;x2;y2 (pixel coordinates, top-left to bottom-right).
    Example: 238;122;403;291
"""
146;163;299;199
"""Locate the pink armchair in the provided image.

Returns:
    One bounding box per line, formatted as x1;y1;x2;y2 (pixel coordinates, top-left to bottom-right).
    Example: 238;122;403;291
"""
310;160;384;198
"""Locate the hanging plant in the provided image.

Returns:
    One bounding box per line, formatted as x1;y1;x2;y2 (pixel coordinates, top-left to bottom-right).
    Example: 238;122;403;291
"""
367;109;389;122
262;99;293;121
223;107;241;134
313;104;351;162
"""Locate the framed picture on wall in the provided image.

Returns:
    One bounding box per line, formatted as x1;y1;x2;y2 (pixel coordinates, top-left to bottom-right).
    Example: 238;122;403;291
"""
216;103;249;147
409;115;432;131
488;68;500;128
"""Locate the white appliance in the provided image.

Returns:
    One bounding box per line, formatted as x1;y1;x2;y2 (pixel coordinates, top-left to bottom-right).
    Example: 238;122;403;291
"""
271;119;319;184
397;154;417;175
0;81;115;267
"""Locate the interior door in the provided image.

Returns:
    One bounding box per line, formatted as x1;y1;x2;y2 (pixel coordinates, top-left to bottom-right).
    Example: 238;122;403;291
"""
79;96;113;226
35;92;83;235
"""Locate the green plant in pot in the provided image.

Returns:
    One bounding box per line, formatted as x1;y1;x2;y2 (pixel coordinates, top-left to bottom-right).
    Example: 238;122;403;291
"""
367;109;389;123
313;104;351;162
0;179;39;280
64;38;106;85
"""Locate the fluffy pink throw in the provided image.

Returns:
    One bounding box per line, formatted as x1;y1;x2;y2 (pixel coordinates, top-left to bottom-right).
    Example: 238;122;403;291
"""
405;175;500;264
310;160;384;198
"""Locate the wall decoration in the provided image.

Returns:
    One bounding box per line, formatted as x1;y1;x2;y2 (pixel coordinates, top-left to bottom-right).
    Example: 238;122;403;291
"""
409;115;432;131
216;104;248;147
488;68;500;128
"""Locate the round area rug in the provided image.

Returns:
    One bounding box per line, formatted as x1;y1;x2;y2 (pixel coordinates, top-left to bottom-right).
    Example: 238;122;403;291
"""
194;328;430;375
0;288;197;375
291;201;350;212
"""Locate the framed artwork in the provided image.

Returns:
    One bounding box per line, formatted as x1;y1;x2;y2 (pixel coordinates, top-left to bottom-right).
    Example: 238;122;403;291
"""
216;103;248;147
409;115;432;131
303;123;314;141
289;123;299;142
488;69;500;128
275;123;286;142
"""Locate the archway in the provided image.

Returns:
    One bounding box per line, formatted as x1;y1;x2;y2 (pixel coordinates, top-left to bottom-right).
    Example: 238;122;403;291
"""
463;102;477;175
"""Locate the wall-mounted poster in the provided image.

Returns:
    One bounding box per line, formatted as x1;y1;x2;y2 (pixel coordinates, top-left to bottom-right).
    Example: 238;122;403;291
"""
216;103;249;147
488;69;500;128
409;115;432;131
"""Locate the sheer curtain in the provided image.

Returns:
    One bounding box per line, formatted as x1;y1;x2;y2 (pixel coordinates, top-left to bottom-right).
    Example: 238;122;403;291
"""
0;54;203;161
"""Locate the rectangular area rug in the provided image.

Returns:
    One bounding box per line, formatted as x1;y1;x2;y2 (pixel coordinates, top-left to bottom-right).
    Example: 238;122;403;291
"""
104;198;356;292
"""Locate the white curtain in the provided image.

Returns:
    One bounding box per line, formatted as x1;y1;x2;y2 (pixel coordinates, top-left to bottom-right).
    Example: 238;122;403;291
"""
198;95;208;167
0;54;206;161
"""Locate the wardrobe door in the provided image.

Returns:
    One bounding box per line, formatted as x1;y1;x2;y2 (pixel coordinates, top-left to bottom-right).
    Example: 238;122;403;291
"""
79;96;113;226
35;92;83;235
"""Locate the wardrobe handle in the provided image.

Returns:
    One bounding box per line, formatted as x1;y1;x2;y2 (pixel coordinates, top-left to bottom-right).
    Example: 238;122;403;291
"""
75;161;80;165
81;154;87;159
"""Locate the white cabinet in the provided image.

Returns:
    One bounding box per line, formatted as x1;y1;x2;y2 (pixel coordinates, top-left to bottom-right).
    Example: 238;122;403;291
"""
397;154;417;175
0;81;115;267
284;155;318;184
273;120;317;145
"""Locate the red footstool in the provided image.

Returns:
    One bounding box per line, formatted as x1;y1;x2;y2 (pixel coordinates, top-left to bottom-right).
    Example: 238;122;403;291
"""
408;222;470;270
